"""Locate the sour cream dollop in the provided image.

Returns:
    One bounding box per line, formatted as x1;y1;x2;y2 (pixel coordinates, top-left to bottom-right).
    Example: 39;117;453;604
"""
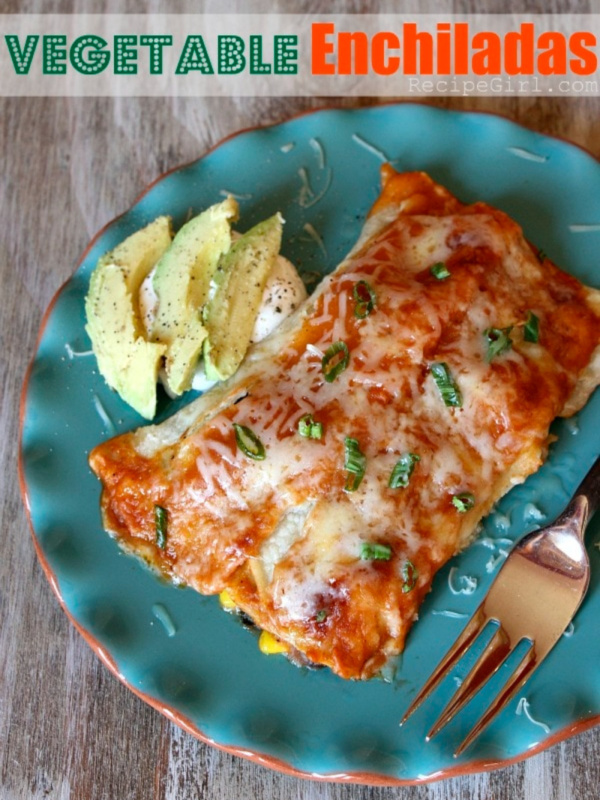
138;250;307;395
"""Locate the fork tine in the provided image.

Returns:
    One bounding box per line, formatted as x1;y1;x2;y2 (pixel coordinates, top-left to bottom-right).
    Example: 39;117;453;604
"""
454;645;552;758
427;624;513;740
400;606;486;725
454;644;538;757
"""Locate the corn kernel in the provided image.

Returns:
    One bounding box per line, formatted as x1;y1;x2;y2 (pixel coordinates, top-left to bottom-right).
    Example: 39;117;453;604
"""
258;630;288;655
219;589;237;610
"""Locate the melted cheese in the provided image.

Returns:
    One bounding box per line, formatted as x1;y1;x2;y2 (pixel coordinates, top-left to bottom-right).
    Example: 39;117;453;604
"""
89;169;600;680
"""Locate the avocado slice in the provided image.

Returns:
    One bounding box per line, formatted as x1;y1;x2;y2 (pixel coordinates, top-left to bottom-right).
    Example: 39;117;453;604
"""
150;197;239;395
98;215;173;297
85;264;167;420
85;216;173;419
203;213;283;381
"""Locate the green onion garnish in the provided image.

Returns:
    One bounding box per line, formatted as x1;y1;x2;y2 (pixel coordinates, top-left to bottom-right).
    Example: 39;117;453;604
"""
344;437;366;492
353;280;376;318
483;326;513;362
401;560;418;593
154;505;168;550
298;413;323;439
524;311;540;343
233;423;266;461
452;492;476;513
537;249;547;262
322;341;350;383
430;362;463;408
360;542;392;561
430;262;450;280
389;453;421;489
315;609;328;623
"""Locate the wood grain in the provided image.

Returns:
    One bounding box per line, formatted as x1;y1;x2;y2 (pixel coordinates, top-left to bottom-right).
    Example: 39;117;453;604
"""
2;4;600;799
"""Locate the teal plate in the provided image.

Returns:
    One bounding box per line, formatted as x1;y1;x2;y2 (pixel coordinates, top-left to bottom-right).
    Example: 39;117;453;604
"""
20;104;600;785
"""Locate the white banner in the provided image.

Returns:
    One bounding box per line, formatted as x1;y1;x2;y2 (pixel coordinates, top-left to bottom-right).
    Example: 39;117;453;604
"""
1;14;599;97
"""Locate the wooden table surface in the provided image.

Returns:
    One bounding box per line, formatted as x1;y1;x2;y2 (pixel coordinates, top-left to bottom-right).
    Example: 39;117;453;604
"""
3;3;600;800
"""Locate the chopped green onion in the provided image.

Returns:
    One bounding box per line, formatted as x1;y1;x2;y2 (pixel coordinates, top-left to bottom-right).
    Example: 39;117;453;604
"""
353;280;376;318
154;505;168;550
401;560;418;593
524;311;540;343
298;413;323;439
537;248;547;262
389;453;421;489
344;437;366;492
360;542;392;561
322;341;350;382
483;326;513;362
430;262;450;280
452;492;476;513
430;362;463;408
315;609;328;623
233;423;266;461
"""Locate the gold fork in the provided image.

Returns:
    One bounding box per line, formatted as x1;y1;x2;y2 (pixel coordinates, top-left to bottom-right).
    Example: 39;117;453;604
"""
400;455;600;756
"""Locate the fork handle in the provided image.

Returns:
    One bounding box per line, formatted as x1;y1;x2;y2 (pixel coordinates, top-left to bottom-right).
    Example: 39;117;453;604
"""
571;454;600;520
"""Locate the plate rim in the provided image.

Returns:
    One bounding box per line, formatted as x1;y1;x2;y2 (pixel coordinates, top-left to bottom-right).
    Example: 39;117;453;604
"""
18;100;600;786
